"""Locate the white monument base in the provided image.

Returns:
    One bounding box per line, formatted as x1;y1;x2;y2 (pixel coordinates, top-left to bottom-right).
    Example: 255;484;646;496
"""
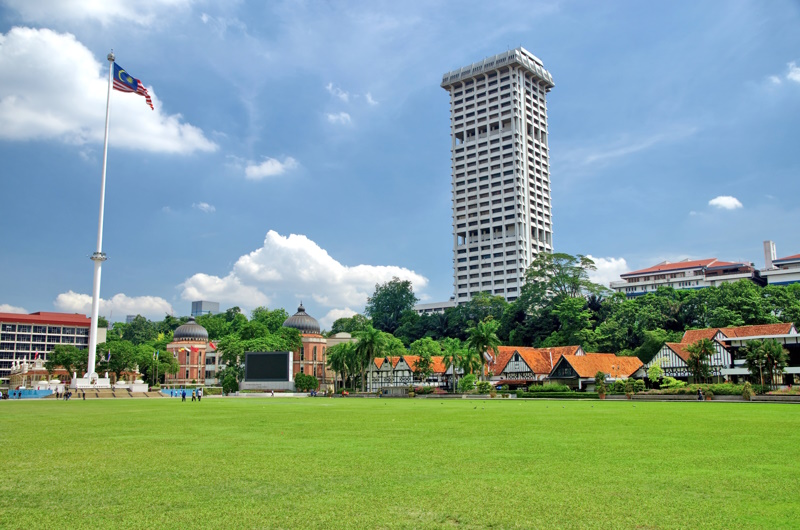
70;377;112;389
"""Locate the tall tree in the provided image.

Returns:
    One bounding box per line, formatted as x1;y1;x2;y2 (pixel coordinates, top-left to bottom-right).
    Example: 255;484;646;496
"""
440;338;465;393
466;319;501;381
364;277;419;334
523;252;607;301
326;342;356;391
45;345;87;378
329;314;370;335
354;325;387;392
122;315;158;345
250;307;290;333
744;338;789;388
685;339;714;384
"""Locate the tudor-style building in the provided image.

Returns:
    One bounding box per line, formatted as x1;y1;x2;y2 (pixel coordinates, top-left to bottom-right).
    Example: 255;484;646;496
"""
548;353;643;391
489;345;583;388
366;355;447;392
644;323;797;383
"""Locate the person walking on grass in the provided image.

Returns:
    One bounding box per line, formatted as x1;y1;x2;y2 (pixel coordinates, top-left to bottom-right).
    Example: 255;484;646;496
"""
191;389;196;402
181;389;186;402
197;387;202;402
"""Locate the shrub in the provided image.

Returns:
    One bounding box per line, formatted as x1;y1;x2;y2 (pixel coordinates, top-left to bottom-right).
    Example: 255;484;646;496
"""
742;382;753;401
521;392;596;399
633;379;645;393
596;381;606;395
705;389;714;399
476;381;493;394
660;377;686;389
294;373;319;392
516;389;524;398
458;374;477;393
527;383;571;393
501;384;510;392
613;380;626;393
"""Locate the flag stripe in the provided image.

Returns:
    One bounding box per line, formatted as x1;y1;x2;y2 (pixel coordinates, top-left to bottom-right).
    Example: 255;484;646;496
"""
112;63;154;110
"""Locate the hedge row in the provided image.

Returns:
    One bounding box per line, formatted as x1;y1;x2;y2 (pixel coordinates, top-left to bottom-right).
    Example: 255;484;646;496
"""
519;392;599;399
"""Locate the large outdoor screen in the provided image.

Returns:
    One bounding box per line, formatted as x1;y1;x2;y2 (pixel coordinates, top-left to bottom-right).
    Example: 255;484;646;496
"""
244;351;290;381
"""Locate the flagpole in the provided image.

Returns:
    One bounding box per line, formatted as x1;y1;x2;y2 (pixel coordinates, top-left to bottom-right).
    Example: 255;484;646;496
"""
86;51;115;382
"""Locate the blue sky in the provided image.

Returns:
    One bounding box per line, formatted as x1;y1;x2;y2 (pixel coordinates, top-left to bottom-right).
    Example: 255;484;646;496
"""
1;0;799;327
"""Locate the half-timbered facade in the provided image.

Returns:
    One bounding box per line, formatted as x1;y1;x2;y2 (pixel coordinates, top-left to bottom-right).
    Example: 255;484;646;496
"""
646;324;797;382
366;355;447;392
490;345;583;388
548;353;643;391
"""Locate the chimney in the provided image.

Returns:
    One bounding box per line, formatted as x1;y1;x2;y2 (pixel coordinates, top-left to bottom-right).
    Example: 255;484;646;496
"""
764;240;777;269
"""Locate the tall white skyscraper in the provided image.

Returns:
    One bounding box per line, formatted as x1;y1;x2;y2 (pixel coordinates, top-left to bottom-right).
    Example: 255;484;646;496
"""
441;47;554;303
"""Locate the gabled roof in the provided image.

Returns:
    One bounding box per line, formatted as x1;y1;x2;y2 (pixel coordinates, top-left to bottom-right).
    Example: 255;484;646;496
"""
555;354;643;378
621;258;718;278
492;345;581;376
682;328;721;343
404;355;447;374
664;343;692;363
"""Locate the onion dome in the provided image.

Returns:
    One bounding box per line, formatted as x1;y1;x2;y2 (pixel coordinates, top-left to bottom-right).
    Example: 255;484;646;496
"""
282;303;320;335
173;316;208;342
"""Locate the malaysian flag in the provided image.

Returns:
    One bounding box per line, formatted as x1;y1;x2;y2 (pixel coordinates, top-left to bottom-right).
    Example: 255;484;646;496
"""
112;62;154;110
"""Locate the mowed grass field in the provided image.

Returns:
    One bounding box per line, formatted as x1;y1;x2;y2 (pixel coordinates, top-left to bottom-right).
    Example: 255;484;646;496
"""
2;398;799;529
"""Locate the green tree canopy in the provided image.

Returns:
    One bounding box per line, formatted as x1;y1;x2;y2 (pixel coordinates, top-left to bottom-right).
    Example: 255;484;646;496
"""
364;277;418;334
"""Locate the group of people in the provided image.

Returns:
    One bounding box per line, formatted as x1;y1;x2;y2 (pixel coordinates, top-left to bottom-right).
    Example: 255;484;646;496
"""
172;387;203;402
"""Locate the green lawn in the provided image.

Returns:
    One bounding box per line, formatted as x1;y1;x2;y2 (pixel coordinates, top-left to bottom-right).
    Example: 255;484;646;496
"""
1;397;799;529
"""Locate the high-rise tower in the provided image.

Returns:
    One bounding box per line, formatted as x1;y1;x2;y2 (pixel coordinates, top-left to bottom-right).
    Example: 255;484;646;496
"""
441;47;554;303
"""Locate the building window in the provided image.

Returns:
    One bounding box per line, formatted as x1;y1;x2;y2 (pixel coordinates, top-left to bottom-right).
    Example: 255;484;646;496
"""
300;347;304;361
313;346;317;361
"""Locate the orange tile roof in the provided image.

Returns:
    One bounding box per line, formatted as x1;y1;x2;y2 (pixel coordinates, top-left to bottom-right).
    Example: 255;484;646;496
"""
682;328;721;343
665;342;693;363
621;258;718;277
404;355;447;374
722;323;795;338
492;345;580;376
0;311;92;326
683;323;796;344
558;354;642;378
774;254;800;262
373;358;385;369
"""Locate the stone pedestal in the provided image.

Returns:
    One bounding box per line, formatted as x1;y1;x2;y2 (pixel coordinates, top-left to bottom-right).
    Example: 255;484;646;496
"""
70;377;111;389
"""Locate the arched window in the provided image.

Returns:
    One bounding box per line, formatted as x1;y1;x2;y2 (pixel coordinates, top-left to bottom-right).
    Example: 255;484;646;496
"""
313;346;317;361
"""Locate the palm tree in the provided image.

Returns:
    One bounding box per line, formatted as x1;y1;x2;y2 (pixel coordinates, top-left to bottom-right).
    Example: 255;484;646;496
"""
459;348;482;379
685;338;714;384
745;339;789;389
354;325;386;392
326;342;355;392
440;338;464;393
466;319;501;381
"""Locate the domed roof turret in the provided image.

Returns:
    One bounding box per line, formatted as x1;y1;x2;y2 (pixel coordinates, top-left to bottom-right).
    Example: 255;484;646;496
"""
282;303;320;335
173;317;208;342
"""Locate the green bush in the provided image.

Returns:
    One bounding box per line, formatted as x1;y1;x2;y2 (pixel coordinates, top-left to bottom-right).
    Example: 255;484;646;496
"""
203;387;223;395
294;373;319;392
613;380;626;393
515;389;524;398
742;382;753;400
660;377;686;389
458;374;477;393
476;381;493;394
527;383;571;393
520;392;597;399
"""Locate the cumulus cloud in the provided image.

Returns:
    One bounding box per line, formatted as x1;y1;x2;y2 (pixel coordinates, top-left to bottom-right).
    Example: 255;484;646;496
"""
244;156;298;180
192;202;215;213
180;230;428;318
0;27;217;154
788;62;800;84
325;82;349;102
0;303;28;313
54;290;173;320
320;308;358;330
326;112;352;125
708;196;743;210
365;92;379;106
586;256;629;287
3;0;193;26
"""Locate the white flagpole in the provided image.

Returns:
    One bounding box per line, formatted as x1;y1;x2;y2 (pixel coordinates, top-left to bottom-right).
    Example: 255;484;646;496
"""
86;51;115;381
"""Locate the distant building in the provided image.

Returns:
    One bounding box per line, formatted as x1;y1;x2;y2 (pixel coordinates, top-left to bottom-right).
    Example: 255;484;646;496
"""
0;311;106;386
548;353;643;391
125;315;136;323
610;258;763;298
761;254;800;286
490;345;583;388
165;317;209;386
442;47;555;303
413;299;457;315
191;300;219;317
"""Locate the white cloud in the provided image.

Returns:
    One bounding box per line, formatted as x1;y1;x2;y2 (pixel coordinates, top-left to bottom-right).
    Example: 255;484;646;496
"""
325;82;349;102
788;62;800;84
244;156;298;180
365;92;379;106
708;195;743;210
0;27;217;154
192;202;216;213
54;290;173;321
320;308;358;330
326;112;352;125
3;0;193;26
585;256;629;287
179;230;428;317
0;303;28;313
768;75;782;85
